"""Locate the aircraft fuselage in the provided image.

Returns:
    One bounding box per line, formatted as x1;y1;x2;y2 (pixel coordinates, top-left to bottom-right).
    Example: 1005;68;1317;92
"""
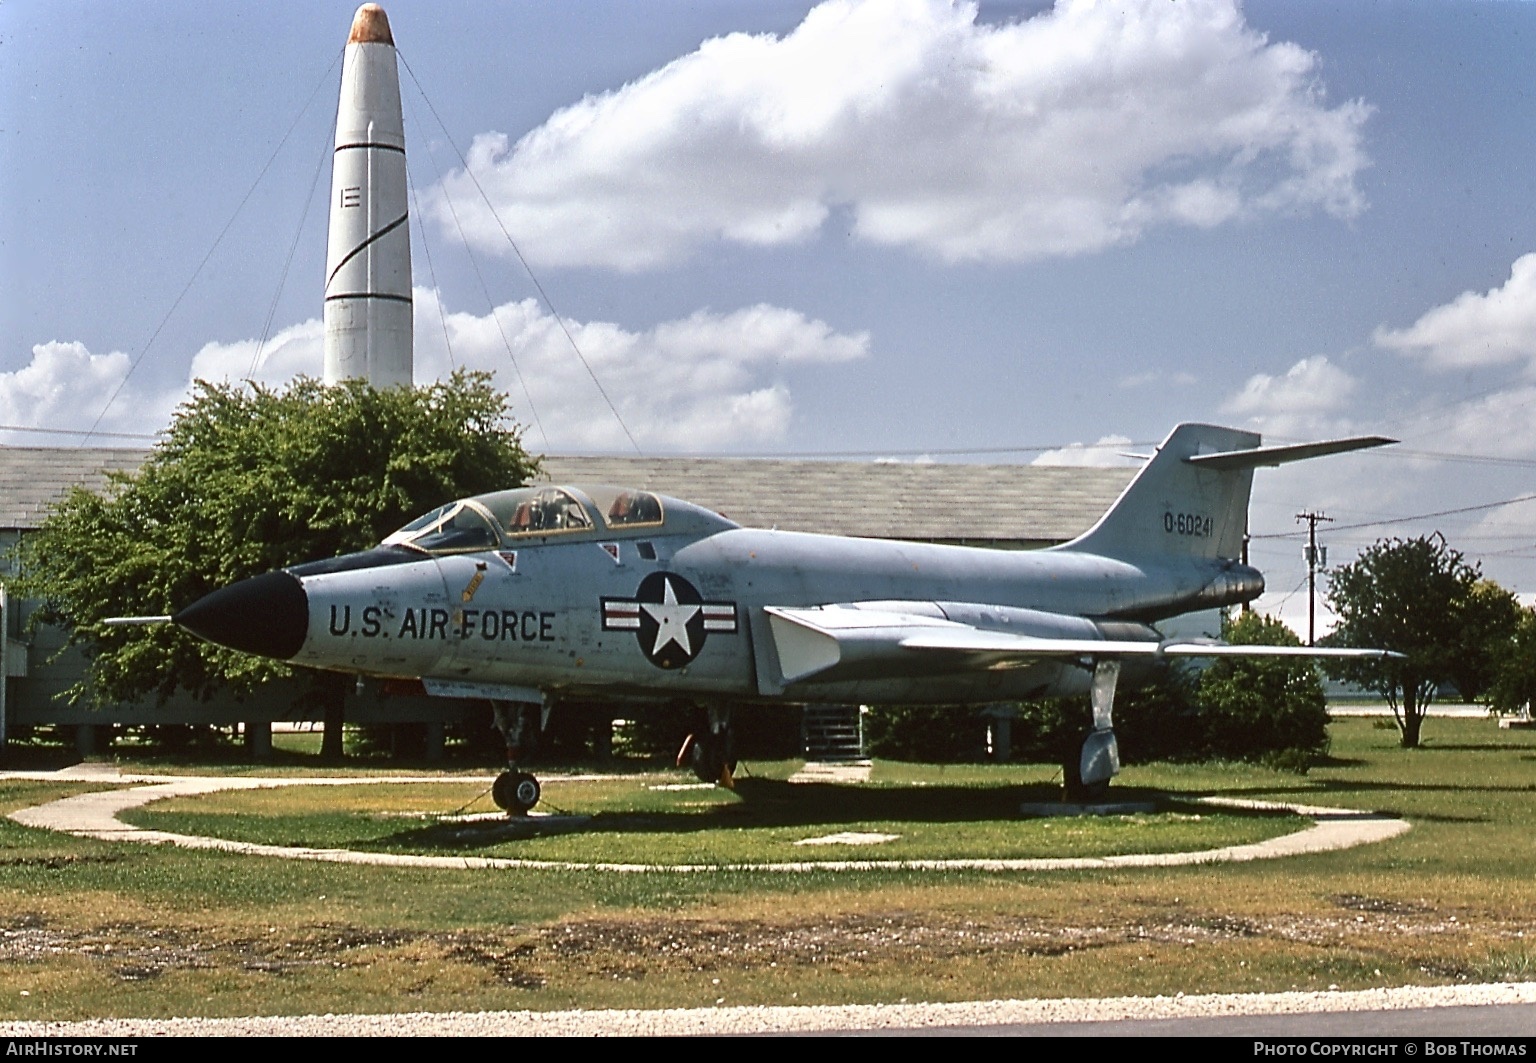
268;522;1260;706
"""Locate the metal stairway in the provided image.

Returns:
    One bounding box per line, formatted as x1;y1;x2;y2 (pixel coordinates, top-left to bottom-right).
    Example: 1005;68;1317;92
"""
801;703;866;761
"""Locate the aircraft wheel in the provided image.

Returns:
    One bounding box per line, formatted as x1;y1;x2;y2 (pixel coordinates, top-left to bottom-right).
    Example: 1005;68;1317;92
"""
1061;731;1099;803
688;736;737;784
1060;735;1085;801
689;736;725;784
1062;729;1117;803
493;770;541;815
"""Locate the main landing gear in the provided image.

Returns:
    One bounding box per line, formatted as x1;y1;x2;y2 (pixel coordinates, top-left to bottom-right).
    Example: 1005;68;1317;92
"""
490;700;543;815
1063;660;1122;803
677;704;737;787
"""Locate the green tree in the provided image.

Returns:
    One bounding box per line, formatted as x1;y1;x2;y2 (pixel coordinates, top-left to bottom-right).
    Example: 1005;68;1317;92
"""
1195;611;1328;763
863;703;985;762
1447;579;1522;704
16;372;538;719
1489;606;1536;719
1324;534;1479;748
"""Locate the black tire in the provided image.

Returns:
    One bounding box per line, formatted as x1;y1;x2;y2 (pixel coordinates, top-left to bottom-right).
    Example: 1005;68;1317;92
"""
1061;729;1113;803
689;735;726;783
492;770;541;814
1060;729;1088;801
1064;730;1116;802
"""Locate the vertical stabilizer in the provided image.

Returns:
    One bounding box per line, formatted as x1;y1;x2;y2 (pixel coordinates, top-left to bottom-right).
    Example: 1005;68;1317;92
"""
323;4;413;388
1056;423;1260;562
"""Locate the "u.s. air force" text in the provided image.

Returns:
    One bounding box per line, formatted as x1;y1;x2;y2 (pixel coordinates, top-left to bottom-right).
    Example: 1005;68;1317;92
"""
328;605;556;642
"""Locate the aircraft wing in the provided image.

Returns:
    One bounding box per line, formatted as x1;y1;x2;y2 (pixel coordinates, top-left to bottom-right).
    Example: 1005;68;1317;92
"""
764;604;1398;686
903;632;1397;658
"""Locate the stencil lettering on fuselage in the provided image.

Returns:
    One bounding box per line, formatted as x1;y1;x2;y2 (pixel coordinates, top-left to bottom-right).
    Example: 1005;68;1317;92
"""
326;604;556;642
600;572;738;669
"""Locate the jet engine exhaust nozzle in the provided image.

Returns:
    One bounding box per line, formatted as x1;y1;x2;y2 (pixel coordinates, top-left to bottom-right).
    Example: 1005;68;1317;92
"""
174;571;309;661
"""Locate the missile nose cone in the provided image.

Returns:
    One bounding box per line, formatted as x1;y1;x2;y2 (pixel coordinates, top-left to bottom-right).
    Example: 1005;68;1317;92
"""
349;4;394;45
174;571;309;661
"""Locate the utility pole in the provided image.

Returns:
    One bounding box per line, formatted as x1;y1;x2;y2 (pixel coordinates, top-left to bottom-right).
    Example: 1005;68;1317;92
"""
1240;526;1251;614
1296;510;1333;646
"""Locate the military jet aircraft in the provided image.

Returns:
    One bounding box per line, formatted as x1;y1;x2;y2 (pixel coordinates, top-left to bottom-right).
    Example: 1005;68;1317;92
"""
170;422;1396;812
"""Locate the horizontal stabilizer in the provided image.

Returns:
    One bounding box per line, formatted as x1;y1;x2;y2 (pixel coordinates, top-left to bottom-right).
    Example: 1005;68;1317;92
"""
1186;435;1396;471
103;615;172;626
1057;424;1397;564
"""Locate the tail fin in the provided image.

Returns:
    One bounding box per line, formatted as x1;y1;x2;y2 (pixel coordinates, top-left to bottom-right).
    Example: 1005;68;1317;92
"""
1056;423;1395;563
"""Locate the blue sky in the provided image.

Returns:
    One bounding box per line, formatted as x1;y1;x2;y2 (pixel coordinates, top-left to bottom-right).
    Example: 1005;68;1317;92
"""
5;0;1536;630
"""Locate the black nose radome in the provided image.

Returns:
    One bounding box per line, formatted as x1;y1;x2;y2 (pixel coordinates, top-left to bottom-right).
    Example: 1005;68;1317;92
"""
174;570;309;660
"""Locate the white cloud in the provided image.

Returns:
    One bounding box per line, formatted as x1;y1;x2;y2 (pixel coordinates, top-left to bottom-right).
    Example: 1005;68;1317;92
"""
1373;252;1536;371
4;295;869;452
1406;381;1536;462
411;292;869;450
1031;434;1140;467
428;0;1369;270
1221;356;1358;438
0;341;180;443
187;318;326;386
1193;255;1536;607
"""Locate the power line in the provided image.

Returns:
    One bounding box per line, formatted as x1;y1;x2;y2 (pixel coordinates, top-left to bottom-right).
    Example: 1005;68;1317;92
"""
1251;492;1536;540
80;48;344;445
0;424;161;441
398;51;639;455
559;441;1160;461
249;106;335;378
403;135;457;372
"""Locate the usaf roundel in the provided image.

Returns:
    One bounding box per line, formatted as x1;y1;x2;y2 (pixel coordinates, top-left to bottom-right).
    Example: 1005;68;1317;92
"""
601;572;738;669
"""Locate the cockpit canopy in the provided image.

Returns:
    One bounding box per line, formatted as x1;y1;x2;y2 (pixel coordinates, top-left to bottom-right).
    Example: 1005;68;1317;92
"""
381;485;728;556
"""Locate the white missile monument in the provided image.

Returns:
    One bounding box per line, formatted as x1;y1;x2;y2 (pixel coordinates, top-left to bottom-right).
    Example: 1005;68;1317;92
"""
323;4;413;388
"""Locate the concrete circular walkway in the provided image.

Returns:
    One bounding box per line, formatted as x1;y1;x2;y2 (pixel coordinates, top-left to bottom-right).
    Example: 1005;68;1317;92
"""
4;764;1410;873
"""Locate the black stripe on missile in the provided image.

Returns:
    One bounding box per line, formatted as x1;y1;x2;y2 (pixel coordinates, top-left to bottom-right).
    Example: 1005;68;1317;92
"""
334;141;406;154
325;212;409;288
324;292;413;304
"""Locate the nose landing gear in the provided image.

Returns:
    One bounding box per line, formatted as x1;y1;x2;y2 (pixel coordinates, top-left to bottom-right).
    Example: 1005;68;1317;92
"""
492;769;542;815
491;699;545;815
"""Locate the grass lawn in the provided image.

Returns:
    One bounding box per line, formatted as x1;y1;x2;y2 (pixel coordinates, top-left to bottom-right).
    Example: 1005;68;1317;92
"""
119;764;1302;864
0;716;1532;1019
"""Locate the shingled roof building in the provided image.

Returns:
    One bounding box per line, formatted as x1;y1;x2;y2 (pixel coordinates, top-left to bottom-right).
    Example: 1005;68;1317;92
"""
0;445;1135;757
538;456;1133;548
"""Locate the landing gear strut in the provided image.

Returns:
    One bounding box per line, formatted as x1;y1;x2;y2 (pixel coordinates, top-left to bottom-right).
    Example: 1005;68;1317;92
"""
491;700;544;815
1064;660;1121;802
678;704;737;786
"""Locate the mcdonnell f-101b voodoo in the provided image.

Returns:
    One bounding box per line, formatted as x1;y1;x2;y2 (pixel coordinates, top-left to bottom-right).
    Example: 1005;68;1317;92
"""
167;422;1395;813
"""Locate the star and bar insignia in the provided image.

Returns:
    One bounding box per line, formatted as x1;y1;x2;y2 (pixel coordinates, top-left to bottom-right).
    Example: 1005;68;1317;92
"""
601;572;738;669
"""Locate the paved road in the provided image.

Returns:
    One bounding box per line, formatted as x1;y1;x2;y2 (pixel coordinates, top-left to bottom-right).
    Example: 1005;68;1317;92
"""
2;988;1535;1037
832;1002;1536;1037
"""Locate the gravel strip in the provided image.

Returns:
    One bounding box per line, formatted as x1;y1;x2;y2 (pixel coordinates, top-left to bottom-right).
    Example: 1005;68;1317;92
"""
2;983;1534;1036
